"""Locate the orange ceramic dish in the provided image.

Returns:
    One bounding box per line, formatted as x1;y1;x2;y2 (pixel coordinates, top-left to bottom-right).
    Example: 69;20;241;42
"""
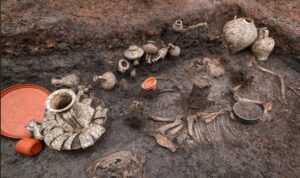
15;137;43;156
1;84;50;138
141;77;157;90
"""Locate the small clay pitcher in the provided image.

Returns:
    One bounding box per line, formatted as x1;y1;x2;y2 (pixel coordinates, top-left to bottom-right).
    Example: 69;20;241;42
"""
223;17;258;54
251;28;275;61
51;74;79;88
93;72;116;90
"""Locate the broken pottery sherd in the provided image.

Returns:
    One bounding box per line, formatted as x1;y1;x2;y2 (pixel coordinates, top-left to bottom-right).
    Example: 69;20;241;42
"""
51;74;79;88
27;88;109;150
251;27;275;61
124;45;144;66
223;17;258;54
93;72;116;90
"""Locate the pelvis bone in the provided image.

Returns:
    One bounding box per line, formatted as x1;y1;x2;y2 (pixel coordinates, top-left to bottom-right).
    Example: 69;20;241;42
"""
27;89;108;151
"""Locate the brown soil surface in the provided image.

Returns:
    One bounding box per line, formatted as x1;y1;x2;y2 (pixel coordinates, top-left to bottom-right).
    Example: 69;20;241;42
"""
1;0;300;178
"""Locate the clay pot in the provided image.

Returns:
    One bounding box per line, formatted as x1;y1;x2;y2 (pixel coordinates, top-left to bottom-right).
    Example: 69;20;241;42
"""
143;41;158;64
142;77;157;90
16;137;43;156
28;88;108;150
118;59;130;73
251;28;275;61
93;72;116;90
124;45;144;66
169;44;181;57
223;17;258;54
172;20;184;32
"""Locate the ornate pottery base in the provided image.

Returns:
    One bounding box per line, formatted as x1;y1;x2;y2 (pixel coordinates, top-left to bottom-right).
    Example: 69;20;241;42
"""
27;89;108;150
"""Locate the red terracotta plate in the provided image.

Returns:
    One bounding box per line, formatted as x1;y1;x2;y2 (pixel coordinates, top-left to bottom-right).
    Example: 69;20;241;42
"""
1;84;50;139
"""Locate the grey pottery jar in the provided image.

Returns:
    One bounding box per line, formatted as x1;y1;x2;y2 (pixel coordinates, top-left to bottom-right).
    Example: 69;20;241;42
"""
251;28;275;61
223;17;258;54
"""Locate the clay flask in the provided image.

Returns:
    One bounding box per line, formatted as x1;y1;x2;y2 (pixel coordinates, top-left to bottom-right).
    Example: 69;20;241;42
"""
251;28;275;61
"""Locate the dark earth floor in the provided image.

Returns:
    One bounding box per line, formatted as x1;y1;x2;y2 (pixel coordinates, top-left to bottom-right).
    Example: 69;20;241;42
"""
1;0;300;178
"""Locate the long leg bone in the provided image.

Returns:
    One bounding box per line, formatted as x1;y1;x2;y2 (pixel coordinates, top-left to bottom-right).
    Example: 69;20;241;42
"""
159;118;182;135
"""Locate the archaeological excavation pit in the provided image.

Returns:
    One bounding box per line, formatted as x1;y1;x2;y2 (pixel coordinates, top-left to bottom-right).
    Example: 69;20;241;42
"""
1;1;300;178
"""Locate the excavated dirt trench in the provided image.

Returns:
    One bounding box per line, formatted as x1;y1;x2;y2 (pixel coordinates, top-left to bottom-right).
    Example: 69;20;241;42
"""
1;1;300;178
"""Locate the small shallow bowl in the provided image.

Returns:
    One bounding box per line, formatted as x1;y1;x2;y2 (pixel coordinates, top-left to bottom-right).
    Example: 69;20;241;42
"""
233;101;262;124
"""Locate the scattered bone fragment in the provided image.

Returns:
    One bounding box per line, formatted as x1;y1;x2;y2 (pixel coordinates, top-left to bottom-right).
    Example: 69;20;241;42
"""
186;115;197;140
158;118;182;135
168;124;184;136
86;151;146;178
149;115;175;122
150;133;176;152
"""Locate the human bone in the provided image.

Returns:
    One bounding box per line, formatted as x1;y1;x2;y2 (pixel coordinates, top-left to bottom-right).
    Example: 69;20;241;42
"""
150;133;176;152
51;74;79;88
93;72;116;90
27;89;108;150
223;17;258;53
251;27;275;61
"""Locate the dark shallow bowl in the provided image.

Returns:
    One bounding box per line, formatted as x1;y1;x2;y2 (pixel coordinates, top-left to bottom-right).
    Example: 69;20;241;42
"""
233;101;262;124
